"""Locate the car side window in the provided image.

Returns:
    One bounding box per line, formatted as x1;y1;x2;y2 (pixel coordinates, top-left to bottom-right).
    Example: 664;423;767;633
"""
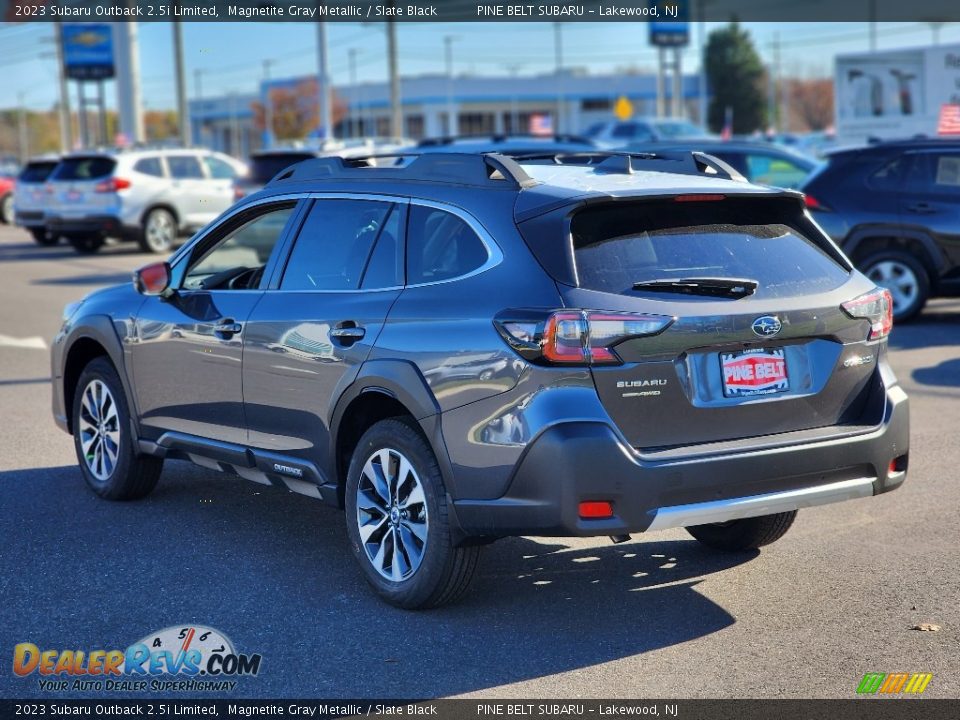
182;203;297;291
867;155;906;191
203;155;238;180
280;199;395;291
167;155;205;180
612;123;639;139
134;157;165;178
745;153;809;189
406;205;489;285
907;152;960;194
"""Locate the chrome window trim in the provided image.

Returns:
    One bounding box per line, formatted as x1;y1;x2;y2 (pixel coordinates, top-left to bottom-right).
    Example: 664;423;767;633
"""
169;191;505;295
168;192;311;268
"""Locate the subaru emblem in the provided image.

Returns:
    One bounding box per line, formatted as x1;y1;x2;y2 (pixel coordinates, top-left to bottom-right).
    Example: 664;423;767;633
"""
752;316;782;337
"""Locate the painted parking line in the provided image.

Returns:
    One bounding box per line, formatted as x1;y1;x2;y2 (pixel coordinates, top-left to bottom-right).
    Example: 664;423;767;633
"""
0;334;48;350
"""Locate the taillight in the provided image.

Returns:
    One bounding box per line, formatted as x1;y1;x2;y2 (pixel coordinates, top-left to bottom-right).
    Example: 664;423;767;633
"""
495;310;674;366
804;194;827;211
842;288;893;340
233;187;246;201
94;177;131;193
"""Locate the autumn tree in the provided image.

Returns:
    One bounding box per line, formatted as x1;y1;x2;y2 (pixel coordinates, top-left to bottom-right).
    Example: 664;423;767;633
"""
787;78;834;132
251;78;347;141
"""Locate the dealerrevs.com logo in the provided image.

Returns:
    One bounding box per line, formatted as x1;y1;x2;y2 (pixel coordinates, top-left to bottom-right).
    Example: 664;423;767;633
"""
13;625;262;693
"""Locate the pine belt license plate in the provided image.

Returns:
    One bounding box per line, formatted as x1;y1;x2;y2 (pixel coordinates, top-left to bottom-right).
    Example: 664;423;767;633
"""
720;347;789;397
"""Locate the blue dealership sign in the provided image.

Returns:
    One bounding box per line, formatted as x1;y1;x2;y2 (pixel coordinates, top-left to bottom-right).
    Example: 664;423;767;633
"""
62;24;115;81
649;0;690;47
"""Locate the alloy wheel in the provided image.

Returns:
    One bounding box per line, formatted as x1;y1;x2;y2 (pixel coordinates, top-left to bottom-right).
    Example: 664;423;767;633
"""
355;447;429;582
145;211;175;252
77;379;120;481
0;195;12;224
866;260;918;315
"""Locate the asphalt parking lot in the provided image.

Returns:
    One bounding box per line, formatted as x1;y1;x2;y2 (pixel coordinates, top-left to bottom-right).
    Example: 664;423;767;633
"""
0;223;957;700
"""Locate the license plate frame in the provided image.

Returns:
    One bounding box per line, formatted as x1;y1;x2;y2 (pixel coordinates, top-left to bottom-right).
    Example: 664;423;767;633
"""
720;347;789;398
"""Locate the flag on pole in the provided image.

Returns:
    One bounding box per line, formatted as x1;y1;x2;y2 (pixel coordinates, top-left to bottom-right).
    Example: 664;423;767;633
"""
529;113;554;136
937;104;960;135
721;106;733;141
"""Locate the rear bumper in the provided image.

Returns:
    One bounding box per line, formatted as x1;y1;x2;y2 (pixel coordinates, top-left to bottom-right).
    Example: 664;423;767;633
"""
14;210;44;228
46;214;139;239
452;385;909;538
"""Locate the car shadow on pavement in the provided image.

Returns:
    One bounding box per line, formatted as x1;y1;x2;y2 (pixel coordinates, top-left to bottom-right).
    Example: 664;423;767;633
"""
0;463;752;699
912;358;960;388
888;300;960;351
0;238;156;263
32;273;135;287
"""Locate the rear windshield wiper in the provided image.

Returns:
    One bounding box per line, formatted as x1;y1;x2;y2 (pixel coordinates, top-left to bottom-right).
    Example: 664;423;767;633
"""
632;277;759;298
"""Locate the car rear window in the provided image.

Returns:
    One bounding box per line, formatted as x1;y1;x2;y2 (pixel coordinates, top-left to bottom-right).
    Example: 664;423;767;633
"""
19;161;58;183
569;199;850;298
250;153;316;184
51;156;116;181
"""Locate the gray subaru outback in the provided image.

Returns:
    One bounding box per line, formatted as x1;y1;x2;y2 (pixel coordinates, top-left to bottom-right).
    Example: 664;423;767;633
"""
51;152;909;608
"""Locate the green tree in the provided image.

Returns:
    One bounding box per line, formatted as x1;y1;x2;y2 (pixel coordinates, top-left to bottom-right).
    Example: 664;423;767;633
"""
704;22;767;134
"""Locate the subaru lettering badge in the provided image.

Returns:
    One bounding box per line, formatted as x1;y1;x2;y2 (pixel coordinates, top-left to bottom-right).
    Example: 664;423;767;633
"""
752;316;782;337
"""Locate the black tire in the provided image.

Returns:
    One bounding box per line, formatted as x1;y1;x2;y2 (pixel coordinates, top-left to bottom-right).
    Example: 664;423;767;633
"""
67;234;105;255
30;228;58;246
72;357;162;501
345;418;481;609
139;207;177;254
860;249;930;323
686;511;797;552
0;194;12;225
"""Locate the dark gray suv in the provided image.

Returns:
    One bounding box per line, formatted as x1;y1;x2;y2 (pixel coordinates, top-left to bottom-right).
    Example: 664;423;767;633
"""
51;152;909;608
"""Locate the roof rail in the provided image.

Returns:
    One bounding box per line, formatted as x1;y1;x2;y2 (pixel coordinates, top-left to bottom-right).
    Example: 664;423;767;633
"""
509;151;747;182
417;133;593;147
267;152;538;189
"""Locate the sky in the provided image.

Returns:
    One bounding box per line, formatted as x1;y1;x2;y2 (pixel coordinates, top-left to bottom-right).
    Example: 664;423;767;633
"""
1;20;959;112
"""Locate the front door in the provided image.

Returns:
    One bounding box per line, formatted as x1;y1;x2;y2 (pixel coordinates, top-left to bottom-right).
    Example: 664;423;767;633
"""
130;200;302;445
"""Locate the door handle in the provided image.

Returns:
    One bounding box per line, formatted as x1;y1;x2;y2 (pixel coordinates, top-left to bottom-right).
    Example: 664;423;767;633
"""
905;202;936;214
214;320;242;338
330;322;365;344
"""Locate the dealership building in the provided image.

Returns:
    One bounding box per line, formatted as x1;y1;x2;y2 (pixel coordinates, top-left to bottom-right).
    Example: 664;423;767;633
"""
189;70;704;157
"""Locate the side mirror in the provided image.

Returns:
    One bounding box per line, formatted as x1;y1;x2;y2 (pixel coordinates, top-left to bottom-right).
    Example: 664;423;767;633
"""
133;262;173;297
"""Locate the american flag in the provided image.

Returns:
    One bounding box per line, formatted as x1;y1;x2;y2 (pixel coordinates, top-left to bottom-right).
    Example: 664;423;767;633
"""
528;113;554;136
937;104;960;136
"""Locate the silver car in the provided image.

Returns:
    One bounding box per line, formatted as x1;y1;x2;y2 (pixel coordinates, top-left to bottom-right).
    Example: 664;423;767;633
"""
45;148;247;254
12;155;60;245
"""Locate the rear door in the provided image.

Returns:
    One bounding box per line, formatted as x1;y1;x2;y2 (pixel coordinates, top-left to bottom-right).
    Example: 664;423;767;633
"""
549;196;879;450
241;195;405;474
900;149;960;268
165;154;209;227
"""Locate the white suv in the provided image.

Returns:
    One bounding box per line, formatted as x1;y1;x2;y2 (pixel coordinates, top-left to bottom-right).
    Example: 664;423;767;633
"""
45;148;247;254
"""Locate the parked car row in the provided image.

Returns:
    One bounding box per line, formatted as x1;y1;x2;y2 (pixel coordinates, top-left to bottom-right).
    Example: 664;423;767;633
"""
11;148;246;254
10;131;954;324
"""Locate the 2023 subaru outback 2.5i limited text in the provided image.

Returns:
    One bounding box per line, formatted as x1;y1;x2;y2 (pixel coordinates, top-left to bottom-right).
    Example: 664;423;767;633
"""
52;151;909;608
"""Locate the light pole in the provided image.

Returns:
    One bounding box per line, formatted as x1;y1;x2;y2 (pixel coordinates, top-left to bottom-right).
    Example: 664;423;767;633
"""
348;48;360;137
553;23;564;134
502;63;524;134
316;22;333;142
444;35;458;136
17;92;29;162
194;68;206;147
386;13;402;139
263;59;275;149
53;24;73;151
173;20;190;147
